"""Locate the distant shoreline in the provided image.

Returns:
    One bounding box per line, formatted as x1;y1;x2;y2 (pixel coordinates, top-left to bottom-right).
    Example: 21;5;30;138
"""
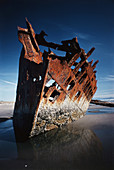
0;101;14;104
0;99;114;107
90;99;114;107
0;100;114;107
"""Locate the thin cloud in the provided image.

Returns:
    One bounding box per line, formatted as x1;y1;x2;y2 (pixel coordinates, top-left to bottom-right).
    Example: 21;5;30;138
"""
0;79;16;86
93;42;103;46
73;32;93;41
99;75;114;82
100;89;114;92
73;32;103;46
94;93;114;99
0;73;17;76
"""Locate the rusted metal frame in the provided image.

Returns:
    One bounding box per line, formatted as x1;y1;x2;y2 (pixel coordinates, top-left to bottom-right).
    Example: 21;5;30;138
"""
44;85;56;99
64;76;72;87
73;59;85;74
77;70;87;84
73;76;89;102
74;88;83;102
93;86;97;95
89;59;93;65
21;21;97;102
83;63;97;96
65;69;89;100
48;49;95;103
81;76;89;99
69;82;80;100
89;74;97;93
86;47;95;57
47;74;84;114
72;88;82;102
47;58;84;113
87;73;96;92
85;78;94;96
70;69;90;101
18;29;43;64
85;60;98;95
48;58;75;93
44;86;57;104
92;60;99;70
45;70;54;84
73;48;95;74
81;81;93;103
63;52;87;90
91;83;97;96
83;80;91;96
91;78;97;91
25;18;40;52
23;34;37;59
43;64;68;104
65;71;85;100
84;63;93;78
81;75;89;92
86;87;93;100
68;78;84;101
43;74;62;104
67;88;84;113
85;78;94;97
83;79;89;93
35;33;80;54
78;73;90;97
88;87;96;100
63;61;88;99
87;94;92;101
63;74;75;89
56;90;66;103
72;66;94;101
85;83;93;99
13;19;99;141
67;52;81;67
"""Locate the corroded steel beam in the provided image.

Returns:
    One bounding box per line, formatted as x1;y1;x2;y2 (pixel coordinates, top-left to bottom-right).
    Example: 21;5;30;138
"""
13;19;99;141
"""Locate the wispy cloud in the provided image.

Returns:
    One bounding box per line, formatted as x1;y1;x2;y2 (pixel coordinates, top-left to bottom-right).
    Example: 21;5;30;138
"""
0;79;16;86
0;73;17;76
94;75;114;99
93;42;103;46
100;88;114;92
73;32;93;41
94;93;114;99
73;32;103;46
99;75;114;82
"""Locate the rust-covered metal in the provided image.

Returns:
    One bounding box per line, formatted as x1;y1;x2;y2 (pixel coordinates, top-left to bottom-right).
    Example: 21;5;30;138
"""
13;19;98;141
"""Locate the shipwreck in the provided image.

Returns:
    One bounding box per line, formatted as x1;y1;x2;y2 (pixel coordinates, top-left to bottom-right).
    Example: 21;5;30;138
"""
13;19;98;141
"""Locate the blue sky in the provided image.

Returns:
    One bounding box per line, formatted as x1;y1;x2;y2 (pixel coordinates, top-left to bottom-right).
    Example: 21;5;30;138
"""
0;0;114;101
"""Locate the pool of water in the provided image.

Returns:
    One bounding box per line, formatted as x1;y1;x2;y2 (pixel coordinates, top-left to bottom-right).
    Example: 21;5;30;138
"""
87;106;114;114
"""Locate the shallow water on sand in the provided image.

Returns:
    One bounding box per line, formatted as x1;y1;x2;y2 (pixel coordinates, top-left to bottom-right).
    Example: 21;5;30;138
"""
0;119;104;170
0;105;113;170
87;105;114;114
0;120;17;159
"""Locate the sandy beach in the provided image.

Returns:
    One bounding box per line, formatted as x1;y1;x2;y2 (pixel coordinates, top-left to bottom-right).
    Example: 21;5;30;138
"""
0;102;14;119
0;102;114;170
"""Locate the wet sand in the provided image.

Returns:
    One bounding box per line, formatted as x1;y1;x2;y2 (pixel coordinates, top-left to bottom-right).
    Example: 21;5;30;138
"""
0;102;114;170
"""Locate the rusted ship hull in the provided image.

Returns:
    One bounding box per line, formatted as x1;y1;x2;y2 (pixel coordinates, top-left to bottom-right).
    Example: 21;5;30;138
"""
13;19;98;141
